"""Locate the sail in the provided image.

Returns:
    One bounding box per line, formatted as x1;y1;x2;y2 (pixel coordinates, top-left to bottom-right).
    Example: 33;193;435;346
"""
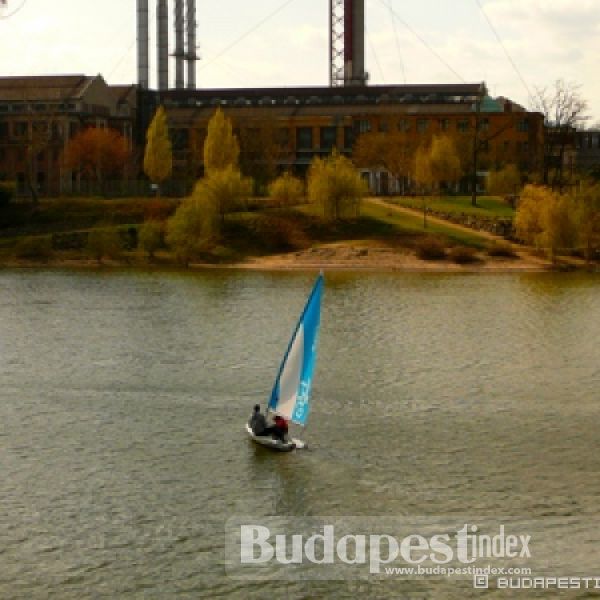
268;274;323;426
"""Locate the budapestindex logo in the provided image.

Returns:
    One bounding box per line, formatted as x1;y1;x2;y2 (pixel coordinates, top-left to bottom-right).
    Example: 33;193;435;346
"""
225;517;533;580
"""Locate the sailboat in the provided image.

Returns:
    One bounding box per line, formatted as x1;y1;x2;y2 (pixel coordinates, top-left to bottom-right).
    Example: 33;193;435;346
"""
246;273;324;452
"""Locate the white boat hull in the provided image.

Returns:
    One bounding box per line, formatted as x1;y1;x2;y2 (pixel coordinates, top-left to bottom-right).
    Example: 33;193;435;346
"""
245;424;306;452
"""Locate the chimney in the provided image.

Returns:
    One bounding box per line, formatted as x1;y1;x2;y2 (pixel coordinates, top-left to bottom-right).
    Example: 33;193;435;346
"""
157;0;169;91
136;0;149;88
186;0;197;89
174;0;185;89
344;0;366;86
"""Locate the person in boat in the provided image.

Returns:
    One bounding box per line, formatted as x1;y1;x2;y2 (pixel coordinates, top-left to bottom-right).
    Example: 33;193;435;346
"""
272;414;289;442
249;404;272;436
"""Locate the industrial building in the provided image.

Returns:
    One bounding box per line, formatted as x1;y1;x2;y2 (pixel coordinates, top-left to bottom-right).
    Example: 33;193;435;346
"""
0;0;546;197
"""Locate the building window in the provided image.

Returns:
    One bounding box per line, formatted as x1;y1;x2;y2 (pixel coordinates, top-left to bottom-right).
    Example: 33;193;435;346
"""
13;121;28;137
439;119;450;132
517;119;529;132
0;122;8;137
417;119;429;133
479;118;489;132
296;127;313;150
356;119;371;134
397;119;410;132
457;119;470;133
320;126;337;150
378;121;389;133
344;126;355;149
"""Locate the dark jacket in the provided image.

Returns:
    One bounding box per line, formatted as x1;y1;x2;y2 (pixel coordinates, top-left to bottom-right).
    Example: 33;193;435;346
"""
249;412;267;435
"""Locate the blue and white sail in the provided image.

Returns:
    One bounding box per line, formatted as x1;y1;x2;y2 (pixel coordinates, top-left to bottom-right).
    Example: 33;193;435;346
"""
268;274;324;426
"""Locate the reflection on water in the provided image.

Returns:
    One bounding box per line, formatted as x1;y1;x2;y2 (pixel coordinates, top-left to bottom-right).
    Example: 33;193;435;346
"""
1;270;600;598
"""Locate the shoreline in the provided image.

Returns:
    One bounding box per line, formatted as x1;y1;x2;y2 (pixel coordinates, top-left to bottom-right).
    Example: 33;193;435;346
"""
0;242;580;274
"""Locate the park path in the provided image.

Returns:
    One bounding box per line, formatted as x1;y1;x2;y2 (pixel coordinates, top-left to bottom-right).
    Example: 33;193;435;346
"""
367;197;507;243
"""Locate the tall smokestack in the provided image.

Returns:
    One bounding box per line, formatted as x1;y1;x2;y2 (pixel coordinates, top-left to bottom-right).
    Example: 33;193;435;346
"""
343;0;366;86
157;0;169;90
174;0;185;88
137;0;149;88
186;0;197;89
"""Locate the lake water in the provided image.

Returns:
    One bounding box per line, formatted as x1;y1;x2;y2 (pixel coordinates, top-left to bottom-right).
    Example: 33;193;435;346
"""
1;269;600;598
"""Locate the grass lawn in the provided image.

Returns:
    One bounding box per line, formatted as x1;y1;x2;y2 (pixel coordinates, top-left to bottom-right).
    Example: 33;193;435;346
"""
362;199;491;249
388;195;515;219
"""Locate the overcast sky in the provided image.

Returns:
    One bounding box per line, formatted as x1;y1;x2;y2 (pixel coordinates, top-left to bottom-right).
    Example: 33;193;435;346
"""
1;0;598;122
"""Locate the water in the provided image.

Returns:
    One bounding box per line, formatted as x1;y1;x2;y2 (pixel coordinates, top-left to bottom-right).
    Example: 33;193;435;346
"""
1;269;600;598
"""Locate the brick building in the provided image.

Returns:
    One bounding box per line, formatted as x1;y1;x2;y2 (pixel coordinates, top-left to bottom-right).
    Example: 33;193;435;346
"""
0;75;136;196
0;74;546;197
151;82;545;194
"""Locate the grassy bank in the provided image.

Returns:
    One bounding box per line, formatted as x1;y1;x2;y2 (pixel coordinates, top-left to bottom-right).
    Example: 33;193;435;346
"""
0;195;533;270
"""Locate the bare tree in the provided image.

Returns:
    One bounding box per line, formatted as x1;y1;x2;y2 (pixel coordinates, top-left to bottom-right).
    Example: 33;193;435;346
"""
530;80;589;190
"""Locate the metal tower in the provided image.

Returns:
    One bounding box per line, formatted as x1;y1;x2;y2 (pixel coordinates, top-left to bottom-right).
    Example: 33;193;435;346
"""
329;0;367;87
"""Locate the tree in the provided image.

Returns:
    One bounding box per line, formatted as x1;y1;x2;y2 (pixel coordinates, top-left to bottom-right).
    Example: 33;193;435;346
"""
138;221;163;259
428;135;461;194
530;80;589;190
307;151;367;221
64;127;130;193
572;180;600;263
238;121;278;190
166;196;217;264
487;164;522;200
166;166;252;262
353;132;417;192
268;172;304;207
515;184;577;262
143;106;173;194
413;144;433;228
203;107;240;175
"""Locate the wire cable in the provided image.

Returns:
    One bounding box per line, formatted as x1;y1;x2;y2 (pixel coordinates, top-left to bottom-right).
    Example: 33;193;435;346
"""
474;0;532;98
384;0;406;83
198;0;298;73
366;27;386;83
376;0;465;82
0;0;28;20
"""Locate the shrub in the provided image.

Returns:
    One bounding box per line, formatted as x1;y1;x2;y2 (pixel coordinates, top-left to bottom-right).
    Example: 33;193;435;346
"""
14;236;53;260
415;237;446;260
0;182;16;206
87;228;122;262
268;173;304;207
448;245;479;264
307;152;367;221
487;241;517;258
139;221;163;258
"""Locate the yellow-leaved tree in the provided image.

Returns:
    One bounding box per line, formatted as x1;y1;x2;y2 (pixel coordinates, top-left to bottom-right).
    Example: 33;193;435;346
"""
203;107;240;175
166;109;251;262
572;180;600;263
307;151;367;221
487;164;522;197
515;184;577;262
143;106;172;194
268;172;304;207
428;135;461;194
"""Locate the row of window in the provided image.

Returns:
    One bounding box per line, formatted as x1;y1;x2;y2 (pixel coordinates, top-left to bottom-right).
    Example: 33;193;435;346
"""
0;102;78;113
357;117;530;134
0;119;132;141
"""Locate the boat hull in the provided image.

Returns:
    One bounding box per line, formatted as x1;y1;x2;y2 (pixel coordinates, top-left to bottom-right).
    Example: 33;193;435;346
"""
245;424;303;452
